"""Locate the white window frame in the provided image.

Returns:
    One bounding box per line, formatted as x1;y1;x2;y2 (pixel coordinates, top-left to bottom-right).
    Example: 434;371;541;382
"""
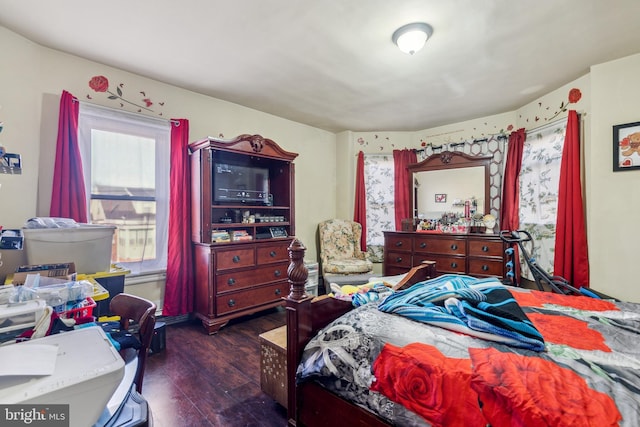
78;103;170;275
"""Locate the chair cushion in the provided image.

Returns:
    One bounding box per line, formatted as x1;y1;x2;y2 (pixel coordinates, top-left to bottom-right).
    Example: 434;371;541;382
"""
319;220;359;261
323;258;373;274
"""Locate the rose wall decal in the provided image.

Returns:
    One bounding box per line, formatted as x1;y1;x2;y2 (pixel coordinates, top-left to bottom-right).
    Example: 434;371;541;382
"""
87;75;165;115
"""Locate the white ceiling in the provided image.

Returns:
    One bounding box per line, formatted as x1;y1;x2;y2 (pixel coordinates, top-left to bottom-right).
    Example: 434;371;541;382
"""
2;0;640;133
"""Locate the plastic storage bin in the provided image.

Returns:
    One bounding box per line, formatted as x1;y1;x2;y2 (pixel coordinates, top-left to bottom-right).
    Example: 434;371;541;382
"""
60;297;97;319
78;266;129;318
304;261;319;296
23;225;116;274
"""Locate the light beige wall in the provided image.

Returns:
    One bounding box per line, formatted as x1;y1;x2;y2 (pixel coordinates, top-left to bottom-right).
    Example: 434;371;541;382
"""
0;27;42;225
349;113;516;156
0;26;335;285
411;112;516;149
515;74;590;129
588;53;640;302
334;131;354;221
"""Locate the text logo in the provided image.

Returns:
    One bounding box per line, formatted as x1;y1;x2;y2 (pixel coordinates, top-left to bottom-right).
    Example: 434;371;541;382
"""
0;405;69;426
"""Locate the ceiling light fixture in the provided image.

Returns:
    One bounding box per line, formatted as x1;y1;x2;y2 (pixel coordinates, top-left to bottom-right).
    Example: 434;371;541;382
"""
392;22;433;55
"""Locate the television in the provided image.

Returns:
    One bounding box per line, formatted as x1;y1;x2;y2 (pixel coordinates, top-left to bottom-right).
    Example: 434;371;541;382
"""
213;163;270;204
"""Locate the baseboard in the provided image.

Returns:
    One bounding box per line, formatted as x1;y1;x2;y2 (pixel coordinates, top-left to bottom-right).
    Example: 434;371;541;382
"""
156;314;190;326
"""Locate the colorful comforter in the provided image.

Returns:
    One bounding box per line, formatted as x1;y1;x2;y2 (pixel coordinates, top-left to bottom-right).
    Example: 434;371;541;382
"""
297;277;640;427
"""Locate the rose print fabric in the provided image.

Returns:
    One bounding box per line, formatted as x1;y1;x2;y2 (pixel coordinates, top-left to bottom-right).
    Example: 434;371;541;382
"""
297;287;640;426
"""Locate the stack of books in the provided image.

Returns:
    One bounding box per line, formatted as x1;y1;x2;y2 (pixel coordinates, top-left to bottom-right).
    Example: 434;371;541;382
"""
212;230;230;242
232;230;253;241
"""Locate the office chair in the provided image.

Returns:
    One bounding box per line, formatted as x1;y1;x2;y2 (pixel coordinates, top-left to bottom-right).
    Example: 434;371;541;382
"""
109;293;157;393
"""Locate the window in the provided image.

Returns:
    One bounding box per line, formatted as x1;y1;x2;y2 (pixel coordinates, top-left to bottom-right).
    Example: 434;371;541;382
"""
518;120;567;278
364;154;395;257
78;104;170;275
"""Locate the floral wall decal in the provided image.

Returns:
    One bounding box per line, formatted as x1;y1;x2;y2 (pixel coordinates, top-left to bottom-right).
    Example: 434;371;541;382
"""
87;75;165;115
547;88;582;121
519;87;583;124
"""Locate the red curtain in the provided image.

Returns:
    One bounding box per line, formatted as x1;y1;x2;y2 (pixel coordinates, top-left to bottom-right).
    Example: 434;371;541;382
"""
500;128;525;232
554;111;589;288
500;128;526;283
50;90;88;222
162;119;194;316
393;149;417;230
353;151;367;252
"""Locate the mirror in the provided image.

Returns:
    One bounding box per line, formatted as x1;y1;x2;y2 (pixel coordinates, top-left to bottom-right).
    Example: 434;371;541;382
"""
408;151;492;221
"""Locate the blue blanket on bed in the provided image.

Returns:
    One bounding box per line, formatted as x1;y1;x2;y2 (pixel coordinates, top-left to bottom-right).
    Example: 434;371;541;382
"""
377;274;545;351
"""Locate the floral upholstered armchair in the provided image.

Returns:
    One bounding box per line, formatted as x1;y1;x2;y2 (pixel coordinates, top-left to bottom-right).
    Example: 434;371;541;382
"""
318;219;373;276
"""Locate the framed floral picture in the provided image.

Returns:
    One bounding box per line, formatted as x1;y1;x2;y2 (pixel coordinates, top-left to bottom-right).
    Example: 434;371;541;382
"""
613;121;640;171
435;193;447;203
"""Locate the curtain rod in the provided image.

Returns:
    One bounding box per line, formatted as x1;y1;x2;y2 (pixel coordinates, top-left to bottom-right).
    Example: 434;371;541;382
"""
71;95;180;126
358;134;508;157
524;111;585;134
413;134;508;155
524;116;567;134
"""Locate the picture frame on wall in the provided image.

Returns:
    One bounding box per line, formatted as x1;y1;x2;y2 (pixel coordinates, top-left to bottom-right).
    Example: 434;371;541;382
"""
613;121;640;171
435;193;447;203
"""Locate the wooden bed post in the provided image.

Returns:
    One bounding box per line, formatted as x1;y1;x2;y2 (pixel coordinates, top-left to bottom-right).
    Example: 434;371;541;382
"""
286;238;312;427
284;240;438;427
287;238;309;301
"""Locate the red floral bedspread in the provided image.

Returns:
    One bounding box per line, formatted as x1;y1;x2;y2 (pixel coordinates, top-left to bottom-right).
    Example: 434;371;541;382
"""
297;287;640;427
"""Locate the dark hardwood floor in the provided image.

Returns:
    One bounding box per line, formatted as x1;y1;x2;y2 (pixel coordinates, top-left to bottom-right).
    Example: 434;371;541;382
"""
143;307;288;427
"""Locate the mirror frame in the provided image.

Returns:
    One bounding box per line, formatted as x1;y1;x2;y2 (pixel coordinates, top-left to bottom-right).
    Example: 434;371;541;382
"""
408;151;493;219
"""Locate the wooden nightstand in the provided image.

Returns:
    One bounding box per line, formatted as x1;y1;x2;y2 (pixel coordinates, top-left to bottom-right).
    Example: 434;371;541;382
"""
259;325;287;408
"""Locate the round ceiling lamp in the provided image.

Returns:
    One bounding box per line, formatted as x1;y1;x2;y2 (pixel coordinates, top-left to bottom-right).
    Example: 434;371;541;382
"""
392;22;433;55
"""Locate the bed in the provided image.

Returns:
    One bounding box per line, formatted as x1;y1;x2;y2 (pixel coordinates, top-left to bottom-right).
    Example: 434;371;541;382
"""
284;239;640;427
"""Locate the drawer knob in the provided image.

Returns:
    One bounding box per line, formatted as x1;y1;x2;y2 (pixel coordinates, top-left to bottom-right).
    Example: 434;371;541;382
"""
228;299;236;307
270;251;277;257
274;269;282;277
482;265;489;271
227;278;236;285
395;256;403;263
451;262;458;268
232;255;241;263
450;244;458;250
395;241;403;247
482;246;489;252
275;288;282;296
420;242;427;248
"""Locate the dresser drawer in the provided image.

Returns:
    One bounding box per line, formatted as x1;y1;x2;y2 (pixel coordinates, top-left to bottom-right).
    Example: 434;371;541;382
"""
216;282;286;315
257;243;290;264
385;235;412;252
216;247;255;270
217;262;288;293
468;258;504;277
414;237;466;255
415;254;465;274
385;250;412;269
468;239;504;257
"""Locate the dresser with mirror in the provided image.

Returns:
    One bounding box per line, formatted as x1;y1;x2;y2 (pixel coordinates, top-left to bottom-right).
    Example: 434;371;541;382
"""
383;151;506;279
